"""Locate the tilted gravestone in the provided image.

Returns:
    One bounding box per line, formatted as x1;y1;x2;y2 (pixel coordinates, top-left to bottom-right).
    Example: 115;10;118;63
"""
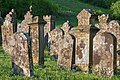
58;22;74;69
69;9;96;72
17;6;32;33
93;31;117;77
48;28;63;59
10;32;34;77
1;11;13;54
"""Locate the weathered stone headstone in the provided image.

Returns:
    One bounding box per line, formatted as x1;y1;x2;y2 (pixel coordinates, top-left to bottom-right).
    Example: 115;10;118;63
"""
43;15;55;51
108;20;120;50
97;15;120;67
48;28;63;59
69;9;96;72
10;32;34;77
58;22;74;69
29;16;39;64
17;6;32;33
29;16;45;65
93;31;117;77
1;11;13;54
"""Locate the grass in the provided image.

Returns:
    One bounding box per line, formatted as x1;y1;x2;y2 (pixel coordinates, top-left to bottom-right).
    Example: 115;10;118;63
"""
0;46;120;80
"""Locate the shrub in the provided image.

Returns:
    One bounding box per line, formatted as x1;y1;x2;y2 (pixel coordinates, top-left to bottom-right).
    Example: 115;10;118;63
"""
110;0;120;19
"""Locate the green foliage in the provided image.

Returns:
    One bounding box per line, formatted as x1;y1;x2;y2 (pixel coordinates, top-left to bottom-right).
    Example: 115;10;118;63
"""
0;0;58;19
110;1;120;19
79;0;117;8
31;0;58;17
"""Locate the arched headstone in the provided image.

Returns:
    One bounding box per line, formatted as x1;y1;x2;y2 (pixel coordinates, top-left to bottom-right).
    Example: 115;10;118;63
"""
1;11;13;54
48;28;63;59
58;33;74;69
93;31;117;76
58;22;74;69
10;32;34;77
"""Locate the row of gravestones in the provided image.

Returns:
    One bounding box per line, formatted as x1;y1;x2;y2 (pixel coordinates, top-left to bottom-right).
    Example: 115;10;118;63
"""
0;6;55;77
49;9;120;77
0;7;120;77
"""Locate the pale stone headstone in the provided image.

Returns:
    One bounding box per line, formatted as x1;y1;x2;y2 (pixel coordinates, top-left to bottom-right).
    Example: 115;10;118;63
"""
10;32;34;77
108;20;120;50
29;16;39;64
93;31;117;77
58;22;74;69
1;11;13;54
43;15;55;51
69;9;96;72
48;28;63;58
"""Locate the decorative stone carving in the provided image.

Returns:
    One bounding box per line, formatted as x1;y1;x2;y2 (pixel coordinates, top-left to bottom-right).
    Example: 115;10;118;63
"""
69;9;96;72
10;32;34;77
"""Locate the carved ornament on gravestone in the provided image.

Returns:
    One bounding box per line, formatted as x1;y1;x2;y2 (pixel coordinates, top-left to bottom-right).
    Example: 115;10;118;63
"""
69;9;96;72
17;6;33;33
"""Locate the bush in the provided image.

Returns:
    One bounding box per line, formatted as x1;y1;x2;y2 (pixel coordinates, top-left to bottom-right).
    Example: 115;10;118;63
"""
79;0;117;8
110;0;120;19
0;0;58;19
31;0;58;17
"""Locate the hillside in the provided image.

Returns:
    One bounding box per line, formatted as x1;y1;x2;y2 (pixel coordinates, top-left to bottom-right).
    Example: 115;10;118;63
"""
49;0;108;27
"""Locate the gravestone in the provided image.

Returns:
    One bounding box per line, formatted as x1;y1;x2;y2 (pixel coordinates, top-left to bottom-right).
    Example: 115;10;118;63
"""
48;28;63;59
97;15;120;67
43;15;55;51
93;31;117;77
10;32;34;77
1;11;13;54
29;16;45;66
108;20;120;51
28;16;39;64
69;9;96;72
17;6;32;33
58;22;74;69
